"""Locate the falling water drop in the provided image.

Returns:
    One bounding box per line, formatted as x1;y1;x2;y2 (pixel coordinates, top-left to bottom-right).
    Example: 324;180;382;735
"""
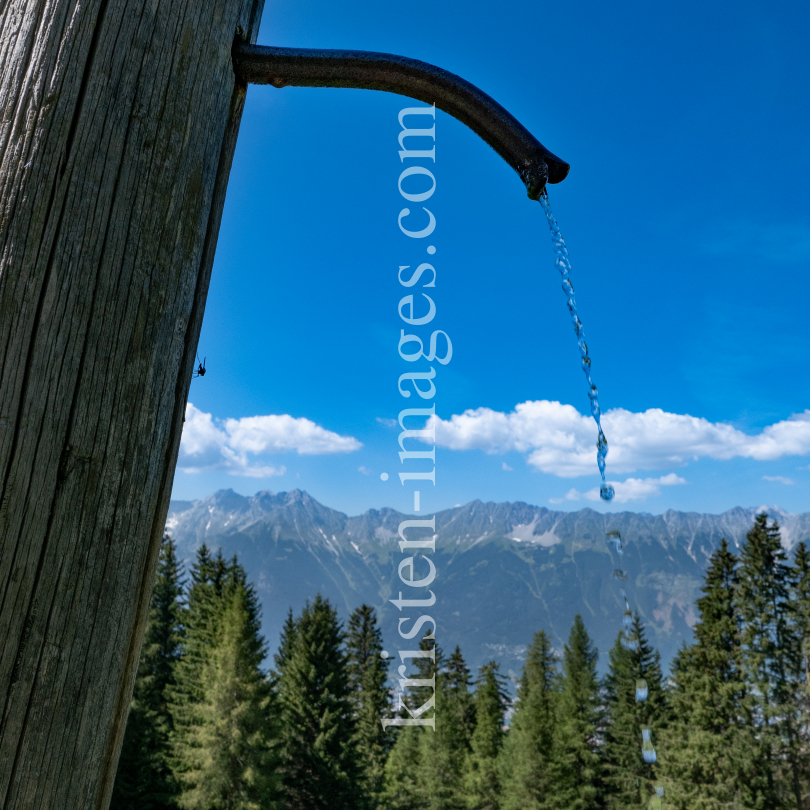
622;610;633;632
621;608;639;650
612;569;628;581
641;727;657;764
621;607;639;651
606;529;623;555
540;192;613;501
636;678;648;702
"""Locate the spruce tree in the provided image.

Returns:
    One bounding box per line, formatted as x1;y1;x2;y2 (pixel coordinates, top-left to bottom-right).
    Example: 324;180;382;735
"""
171;546;233;721
277;594;360;810
603;613;666;810
555;615;603;810
383;633;445;810
444;646;476;751
174;586;279;809
736;514;803;809
346;605;392;809
274;607;297;675
417;644;472;810
169;549;275;806
404;632;443;719
793;543;810;687
464;661;509;810
383;725;428;810
661;538;763;809
791;542;810;807
793;542;810;763
500;630;558;810
112;535;184;810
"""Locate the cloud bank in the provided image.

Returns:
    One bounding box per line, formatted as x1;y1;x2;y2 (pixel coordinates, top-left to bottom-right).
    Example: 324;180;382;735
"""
179;404;362;477
428;400;810;477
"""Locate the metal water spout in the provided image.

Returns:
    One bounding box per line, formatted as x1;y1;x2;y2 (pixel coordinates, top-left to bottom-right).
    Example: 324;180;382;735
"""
233;42;569;199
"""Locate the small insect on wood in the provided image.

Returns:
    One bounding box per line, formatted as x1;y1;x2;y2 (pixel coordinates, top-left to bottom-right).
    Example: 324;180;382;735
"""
193;355;206;378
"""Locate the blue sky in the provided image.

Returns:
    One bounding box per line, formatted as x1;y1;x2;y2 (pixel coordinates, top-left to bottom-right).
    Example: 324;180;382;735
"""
171;0;810;518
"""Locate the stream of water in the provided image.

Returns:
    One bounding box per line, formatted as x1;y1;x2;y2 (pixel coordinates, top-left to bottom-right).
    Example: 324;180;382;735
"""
539;192;614;502
542;192;665;805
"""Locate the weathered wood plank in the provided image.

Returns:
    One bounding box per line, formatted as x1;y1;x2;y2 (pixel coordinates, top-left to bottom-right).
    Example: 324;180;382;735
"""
0;0;264;805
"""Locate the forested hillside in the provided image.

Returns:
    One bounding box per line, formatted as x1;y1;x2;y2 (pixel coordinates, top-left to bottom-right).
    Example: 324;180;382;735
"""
112;513;810;810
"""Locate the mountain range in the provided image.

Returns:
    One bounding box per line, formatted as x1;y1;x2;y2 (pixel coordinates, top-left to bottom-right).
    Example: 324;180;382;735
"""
166;490;810;685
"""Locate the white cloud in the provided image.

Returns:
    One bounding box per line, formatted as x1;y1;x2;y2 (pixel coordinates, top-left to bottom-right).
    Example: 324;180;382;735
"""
560;474;686;504
763;475;794;486
590;474;687;503
502;462;513;471
428;401;810;477
358;466;372;476
179;404;361;477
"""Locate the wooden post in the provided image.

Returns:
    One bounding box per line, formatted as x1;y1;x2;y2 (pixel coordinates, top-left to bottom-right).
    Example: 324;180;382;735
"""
0;0;263;805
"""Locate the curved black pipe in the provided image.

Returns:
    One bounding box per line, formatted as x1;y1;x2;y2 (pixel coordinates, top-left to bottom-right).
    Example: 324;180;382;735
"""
233;43;569;199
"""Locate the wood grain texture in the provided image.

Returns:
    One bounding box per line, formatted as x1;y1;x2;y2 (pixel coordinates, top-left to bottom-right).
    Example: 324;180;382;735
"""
0;0;264;805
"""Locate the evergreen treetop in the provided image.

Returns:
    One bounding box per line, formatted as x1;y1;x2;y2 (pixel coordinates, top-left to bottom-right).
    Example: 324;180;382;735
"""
346;604;392;810
736;515;804;809
603;613;665;810
555;614;604;810
277;594;359;810
398;634;461;810
174;586;279;810
500;630;558;810
464;661;509;810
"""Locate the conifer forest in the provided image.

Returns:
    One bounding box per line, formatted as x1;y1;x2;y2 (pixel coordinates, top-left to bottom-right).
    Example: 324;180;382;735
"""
111;514;810;810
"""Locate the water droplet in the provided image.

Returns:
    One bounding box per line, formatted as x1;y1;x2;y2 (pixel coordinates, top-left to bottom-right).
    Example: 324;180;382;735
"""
612;569;628;581
636;678;648;702
641;727;657;764
600;484;615;501
622;608;639;650
605;530;623;553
